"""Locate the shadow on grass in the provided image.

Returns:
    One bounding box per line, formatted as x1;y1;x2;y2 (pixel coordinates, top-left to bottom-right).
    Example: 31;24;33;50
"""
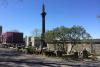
0;59;61;67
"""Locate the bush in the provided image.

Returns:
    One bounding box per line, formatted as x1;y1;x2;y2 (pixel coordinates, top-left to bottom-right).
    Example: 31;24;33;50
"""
34;50;41;55
17;46;22;52
83;49;90;59
44;51;56;57
26;46;35;54
73;52;79;60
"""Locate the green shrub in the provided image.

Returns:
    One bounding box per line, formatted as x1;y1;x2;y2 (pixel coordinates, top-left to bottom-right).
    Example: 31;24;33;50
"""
26;46;35;54
83;49;90;59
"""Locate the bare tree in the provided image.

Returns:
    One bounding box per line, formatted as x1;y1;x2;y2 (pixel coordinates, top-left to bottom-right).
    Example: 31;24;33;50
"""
32;28;41;37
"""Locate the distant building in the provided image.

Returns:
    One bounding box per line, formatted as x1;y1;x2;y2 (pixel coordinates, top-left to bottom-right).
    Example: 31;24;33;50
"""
33;37;41;49
0;26;2;43
0;26;2;35
0;26;25;47
24;36;41;49
2;32;24;47
24;36;31;47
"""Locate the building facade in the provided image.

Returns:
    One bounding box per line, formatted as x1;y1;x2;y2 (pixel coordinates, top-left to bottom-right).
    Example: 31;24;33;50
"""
25;36;32;47
25;36;41;49
2;32;24;47
0;26;2;43
0;26;2;35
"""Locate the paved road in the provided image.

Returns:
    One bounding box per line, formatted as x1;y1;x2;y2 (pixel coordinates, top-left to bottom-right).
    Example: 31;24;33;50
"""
0;48;100;67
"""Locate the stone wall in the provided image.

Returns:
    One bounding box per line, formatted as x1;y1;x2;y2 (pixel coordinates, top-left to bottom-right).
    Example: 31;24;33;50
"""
47;43;100;55
93;44;100;55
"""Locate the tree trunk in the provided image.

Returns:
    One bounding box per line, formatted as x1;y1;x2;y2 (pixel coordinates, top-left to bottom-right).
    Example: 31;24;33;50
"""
69;45;74;54
62;43;64;51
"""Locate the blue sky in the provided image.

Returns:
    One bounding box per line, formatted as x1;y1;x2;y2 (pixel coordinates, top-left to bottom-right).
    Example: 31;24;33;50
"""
0;0;100;38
